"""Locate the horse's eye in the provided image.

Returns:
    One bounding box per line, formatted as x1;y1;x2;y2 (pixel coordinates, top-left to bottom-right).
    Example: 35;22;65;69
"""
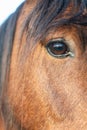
46;39;72;58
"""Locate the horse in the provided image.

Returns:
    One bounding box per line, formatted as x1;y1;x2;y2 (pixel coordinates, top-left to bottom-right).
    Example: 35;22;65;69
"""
0;0;87;129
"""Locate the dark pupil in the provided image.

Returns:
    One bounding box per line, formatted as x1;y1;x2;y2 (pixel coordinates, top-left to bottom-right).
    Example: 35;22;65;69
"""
49;41;68;55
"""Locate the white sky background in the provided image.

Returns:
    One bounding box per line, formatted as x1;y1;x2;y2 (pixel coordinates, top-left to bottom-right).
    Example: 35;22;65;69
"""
0;0;25;25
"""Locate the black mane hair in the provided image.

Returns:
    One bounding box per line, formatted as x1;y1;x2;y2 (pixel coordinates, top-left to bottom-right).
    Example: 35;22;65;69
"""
24;0;87;46
0;3;24;96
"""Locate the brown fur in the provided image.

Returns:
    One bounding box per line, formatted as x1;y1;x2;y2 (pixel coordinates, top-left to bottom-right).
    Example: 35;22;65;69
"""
0;0;87;130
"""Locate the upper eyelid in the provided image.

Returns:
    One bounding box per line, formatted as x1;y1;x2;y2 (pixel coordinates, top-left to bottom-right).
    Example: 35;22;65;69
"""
45;38;69;47
48;38;65;42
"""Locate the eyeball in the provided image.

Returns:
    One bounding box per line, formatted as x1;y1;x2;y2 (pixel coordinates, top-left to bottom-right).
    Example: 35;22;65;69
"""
46;39;74;58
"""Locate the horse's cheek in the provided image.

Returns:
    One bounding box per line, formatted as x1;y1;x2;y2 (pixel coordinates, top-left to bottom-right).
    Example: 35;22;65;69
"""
6;44;87;129
5;53;48;129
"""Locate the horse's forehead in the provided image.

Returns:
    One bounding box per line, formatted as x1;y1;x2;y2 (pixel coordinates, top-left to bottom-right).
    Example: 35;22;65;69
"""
14;0;37;34
26;0;38;5
26;0;37;2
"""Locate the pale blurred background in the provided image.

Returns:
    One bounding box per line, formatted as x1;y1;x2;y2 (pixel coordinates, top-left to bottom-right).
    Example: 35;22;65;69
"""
0;0;25;25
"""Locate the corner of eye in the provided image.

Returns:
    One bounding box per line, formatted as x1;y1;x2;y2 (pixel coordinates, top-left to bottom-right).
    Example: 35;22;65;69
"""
68;52;75;57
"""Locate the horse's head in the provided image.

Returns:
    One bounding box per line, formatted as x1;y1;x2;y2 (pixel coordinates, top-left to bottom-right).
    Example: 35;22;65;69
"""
0;0;87;130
